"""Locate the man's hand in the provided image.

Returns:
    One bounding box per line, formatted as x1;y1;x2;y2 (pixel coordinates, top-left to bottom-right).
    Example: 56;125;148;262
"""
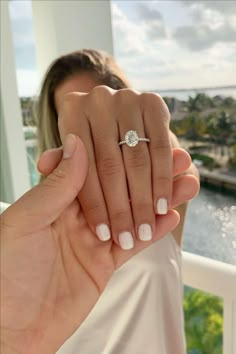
1;135;196;354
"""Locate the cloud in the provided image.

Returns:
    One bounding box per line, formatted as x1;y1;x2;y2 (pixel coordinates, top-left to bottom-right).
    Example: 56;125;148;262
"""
147;22;166;39
9;0;236;95
112;3;146;57
180;0;236;15
137;3;163;21
136;2;167;39
174;24;236;51
111;1;167;61
111;1;236;91
190;6;225;29
174;0;236;51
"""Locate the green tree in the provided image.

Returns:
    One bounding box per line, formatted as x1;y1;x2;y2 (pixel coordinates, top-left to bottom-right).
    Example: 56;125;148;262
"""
223;96;236;108
207;111;234;156
184;288;223;354
178;113;207;141
187;93;213;113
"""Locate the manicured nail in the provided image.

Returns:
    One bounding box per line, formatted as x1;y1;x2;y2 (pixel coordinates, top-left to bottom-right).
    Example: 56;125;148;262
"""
119;232;134;250
157;198;168;215
96;224;111;241
138;224;152;241
63;134;76;159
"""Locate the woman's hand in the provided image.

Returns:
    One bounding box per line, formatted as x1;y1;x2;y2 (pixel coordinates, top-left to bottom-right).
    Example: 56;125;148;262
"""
1;135;188;354
57;87;193;249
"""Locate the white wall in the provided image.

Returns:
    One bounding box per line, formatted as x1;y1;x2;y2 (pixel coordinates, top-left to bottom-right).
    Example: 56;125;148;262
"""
32;0;114;80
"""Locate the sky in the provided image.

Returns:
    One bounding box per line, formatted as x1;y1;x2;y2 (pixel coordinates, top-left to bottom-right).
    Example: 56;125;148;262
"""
8;0;236;96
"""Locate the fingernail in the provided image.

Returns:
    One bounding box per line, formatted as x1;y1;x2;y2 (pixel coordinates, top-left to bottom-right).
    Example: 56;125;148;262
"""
157;198;168;215
96;224;111;241
63;134;76;159
138;224;152;241
119;232;134;250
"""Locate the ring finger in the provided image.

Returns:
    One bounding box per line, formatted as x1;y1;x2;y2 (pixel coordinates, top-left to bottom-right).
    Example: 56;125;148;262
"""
117;90;155;242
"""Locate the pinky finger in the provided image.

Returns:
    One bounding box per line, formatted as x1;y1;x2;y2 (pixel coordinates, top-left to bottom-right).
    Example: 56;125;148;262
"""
171;175;200;209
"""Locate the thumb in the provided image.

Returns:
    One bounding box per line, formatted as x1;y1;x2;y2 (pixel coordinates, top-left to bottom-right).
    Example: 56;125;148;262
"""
1;135;88;235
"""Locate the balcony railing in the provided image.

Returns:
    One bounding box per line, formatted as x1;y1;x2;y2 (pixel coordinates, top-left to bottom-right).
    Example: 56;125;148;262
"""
183;251;236;354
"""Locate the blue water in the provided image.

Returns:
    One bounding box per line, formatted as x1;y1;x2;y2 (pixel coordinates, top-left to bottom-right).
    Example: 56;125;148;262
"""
184;185;236;265
157;87;236;100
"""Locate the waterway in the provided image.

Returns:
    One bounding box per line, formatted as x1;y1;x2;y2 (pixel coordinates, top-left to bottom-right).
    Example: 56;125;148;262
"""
158;86;236;100
183;185;236;265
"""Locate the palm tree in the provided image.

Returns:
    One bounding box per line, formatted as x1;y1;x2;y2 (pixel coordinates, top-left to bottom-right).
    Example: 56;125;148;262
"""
187;93;213;113
207;111;233;157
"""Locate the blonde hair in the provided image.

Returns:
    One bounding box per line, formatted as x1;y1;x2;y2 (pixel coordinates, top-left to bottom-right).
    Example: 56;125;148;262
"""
35;49;131;157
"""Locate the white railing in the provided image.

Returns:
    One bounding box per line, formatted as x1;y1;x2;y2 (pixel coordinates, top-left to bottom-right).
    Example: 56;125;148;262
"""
183;251;236;354
0;202;10;213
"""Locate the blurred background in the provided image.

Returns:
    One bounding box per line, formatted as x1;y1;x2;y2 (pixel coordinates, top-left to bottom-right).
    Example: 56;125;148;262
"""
1;1;236;353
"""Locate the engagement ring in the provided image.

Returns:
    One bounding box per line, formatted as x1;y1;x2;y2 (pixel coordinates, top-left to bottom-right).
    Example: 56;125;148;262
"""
119;130;150;147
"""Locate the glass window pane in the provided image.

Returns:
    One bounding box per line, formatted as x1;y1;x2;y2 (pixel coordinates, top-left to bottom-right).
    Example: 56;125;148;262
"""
8;0;39;187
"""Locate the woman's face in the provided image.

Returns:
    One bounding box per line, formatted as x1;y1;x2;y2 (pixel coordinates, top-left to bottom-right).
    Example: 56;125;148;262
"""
54;73;101;113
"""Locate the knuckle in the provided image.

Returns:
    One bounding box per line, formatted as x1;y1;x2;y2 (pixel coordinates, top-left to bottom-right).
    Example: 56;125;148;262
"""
90;85;112;99
141;92;162;108
97;157;121;178
62;92;81;111
156;176;172;185
126;148;150;169
88;86;113;113
141;91;162;101
116;88;139;102
110;209;129;221
133;201;152;215
141;92;170;121
82;199;104;216
43;168;78;195
150;139;172;153
49;167;67;182
59;92;85;130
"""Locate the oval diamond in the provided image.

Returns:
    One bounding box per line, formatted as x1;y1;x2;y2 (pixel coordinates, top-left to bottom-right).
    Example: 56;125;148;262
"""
125;130;139;147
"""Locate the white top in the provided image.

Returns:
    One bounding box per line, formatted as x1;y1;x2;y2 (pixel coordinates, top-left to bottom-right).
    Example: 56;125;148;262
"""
57;233;186;354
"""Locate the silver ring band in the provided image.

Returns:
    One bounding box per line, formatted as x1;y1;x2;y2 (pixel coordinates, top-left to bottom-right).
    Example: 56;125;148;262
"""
119;130;150;147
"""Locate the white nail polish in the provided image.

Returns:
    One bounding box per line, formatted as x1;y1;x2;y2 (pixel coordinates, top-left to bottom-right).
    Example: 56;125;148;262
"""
157;198;168;215
138;224;152;241
96;224;111;241
119;232;134;250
